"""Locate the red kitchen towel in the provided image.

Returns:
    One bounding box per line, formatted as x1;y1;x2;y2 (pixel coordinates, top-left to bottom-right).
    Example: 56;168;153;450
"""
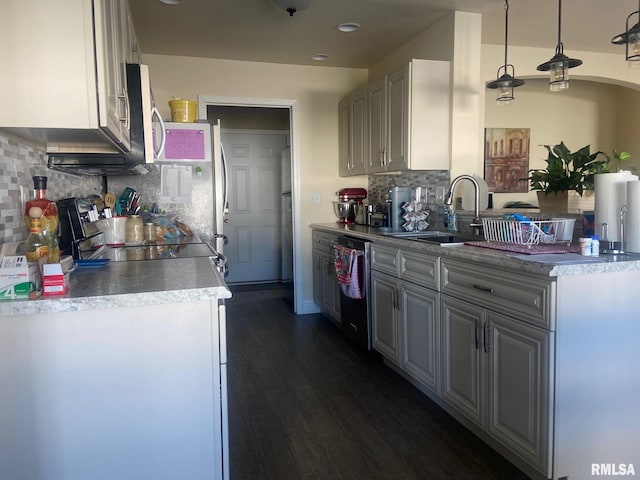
333;245;364;299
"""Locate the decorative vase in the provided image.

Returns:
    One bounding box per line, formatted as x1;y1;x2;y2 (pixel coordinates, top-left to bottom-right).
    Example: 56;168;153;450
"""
537;191;569;213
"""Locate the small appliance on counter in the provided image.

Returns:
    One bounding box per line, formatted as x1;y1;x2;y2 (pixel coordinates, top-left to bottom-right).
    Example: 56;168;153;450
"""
387;186;413;231
57;197;103;259
354;203;374;225
333;188;367;224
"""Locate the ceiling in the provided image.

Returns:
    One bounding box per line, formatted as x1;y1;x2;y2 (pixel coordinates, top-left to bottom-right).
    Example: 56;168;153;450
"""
129;0;639;68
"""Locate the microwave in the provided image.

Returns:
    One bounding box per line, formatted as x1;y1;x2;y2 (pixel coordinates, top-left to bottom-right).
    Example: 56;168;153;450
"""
48;64;165;176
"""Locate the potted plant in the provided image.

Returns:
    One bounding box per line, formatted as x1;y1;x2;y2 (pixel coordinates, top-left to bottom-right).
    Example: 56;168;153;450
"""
523;142;610;212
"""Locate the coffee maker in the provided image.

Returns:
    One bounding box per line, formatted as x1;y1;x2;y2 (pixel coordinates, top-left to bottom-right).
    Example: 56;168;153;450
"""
388;186;413;231
333;188;367;224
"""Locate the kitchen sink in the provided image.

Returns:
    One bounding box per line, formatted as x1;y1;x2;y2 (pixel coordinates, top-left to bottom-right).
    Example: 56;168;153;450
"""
377;229;479;245
377;229;451;238
415;234;476;246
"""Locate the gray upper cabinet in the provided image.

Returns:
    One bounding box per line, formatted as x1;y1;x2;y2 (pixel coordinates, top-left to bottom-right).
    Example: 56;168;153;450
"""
338;88;368;176
367;78;387;173
339;59;451;176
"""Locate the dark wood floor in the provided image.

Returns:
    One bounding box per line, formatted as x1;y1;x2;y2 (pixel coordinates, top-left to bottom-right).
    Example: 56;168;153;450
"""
226;285;530;480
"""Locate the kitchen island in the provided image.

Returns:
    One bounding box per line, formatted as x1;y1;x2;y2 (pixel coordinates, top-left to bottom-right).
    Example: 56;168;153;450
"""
0;256;231;480
311;223;640;480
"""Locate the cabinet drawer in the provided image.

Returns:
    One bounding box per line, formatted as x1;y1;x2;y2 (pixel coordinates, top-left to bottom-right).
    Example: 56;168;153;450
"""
399;249;438;289
371;244;399;275
441;259;555;329
312;230;336;252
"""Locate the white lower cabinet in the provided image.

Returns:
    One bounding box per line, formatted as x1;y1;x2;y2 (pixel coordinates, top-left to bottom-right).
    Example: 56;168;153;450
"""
441;292;553;479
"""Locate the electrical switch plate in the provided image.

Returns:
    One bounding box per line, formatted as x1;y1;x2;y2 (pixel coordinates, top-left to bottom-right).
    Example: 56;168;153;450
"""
310;192;321;205
435;186;445;204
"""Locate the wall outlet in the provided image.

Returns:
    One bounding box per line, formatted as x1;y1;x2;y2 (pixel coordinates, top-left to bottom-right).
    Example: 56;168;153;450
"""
310;192;321;205
435;186;445;204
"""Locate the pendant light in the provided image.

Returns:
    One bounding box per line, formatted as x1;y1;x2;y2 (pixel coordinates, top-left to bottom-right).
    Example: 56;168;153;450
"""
611;0;640;68
536;0;582;92
486;0;524;106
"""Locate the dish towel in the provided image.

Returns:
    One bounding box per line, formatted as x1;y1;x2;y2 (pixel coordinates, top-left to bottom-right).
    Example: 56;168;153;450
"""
333;245;364;299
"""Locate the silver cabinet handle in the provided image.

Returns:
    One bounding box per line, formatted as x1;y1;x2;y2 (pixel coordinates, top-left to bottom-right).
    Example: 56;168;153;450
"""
484;324;491;353
472;284;494;294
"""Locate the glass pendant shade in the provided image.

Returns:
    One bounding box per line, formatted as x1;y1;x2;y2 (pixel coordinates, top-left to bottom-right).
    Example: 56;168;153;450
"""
485;0;524;105
537;0;582;91
487;66;524;106
612;5;640;68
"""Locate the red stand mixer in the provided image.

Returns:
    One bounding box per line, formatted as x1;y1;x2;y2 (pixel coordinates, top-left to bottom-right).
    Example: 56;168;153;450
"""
333;188;367;224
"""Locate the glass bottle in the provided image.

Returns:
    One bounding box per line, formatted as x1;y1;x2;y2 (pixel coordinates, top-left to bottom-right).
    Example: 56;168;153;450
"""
125;214;144;244
24;176;60;263
25;207;49;263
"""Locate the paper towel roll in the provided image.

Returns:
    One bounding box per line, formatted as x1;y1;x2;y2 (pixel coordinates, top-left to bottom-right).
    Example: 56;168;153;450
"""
594;172;638;242
626;180;640;252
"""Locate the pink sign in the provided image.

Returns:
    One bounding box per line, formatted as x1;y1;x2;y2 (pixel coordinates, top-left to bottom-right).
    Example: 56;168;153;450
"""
164;129;206;160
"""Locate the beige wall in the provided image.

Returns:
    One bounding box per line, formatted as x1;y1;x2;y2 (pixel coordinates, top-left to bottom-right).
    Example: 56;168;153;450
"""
481;45;640;208
144;54;368;310
369;12;484;179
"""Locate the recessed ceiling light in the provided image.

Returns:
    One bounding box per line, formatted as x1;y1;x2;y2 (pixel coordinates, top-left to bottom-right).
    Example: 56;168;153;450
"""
159;0;185;4
312;54;329;61
337;22;360;33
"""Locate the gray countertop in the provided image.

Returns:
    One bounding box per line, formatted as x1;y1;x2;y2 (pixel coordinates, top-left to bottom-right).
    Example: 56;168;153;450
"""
0;256;231;316
310;223;640;277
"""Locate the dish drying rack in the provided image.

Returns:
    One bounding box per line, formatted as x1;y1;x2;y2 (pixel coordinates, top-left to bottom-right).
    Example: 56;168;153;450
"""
482;216;574;245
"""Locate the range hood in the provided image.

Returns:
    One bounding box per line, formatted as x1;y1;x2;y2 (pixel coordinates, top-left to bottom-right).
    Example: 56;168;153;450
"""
48;64;163;176
48;152;155;176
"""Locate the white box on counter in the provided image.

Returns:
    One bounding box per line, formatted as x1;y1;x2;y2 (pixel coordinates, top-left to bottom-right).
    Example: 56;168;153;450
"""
0;255;41;300
42;263;68;296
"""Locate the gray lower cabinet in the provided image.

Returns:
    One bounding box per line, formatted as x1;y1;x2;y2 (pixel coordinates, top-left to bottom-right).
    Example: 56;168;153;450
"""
371;271;400;363
399;281;439;394
441;296;484;425
371;243;440;396
312;230;340;323
441;259;553;480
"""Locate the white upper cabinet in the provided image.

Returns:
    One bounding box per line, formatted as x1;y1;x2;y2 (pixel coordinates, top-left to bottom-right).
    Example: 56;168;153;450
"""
0;0;138;153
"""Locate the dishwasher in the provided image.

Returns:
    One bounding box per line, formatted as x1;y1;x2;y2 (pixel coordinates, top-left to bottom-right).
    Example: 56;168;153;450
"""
334;235;372;350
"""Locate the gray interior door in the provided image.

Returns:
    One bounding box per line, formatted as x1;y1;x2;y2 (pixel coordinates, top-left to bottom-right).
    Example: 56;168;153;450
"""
222;132;287;283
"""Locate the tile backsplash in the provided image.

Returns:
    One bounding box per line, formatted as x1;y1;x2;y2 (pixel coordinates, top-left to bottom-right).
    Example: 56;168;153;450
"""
368;170;451;228
0;133;103;244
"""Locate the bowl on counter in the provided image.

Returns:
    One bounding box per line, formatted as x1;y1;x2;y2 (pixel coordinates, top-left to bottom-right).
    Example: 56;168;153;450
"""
333;201;354;223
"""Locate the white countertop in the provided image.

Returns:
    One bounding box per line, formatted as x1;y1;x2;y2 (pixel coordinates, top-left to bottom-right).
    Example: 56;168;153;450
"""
0;256;231;316
310;223;640;277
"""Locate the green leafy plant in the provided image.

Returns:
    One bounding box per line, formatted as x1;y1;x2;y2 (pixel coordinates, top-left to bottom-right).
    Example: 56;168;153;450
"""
523;142;610;196
606;148;634;172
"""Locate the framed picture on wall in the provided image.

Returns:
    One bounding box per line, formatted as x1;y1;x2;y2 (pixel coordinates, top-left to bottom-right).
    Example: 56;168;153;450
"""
484;128;530;193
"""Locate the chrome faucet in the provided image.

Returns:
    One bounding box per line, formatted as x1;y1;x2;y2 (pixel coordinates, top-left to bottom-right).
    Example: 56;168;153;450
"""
444;175;483;235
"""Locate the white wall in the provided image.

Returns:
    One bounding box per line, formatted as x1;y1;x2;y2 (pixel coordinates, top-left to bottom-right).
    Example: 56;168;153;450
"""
144;54;368;311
